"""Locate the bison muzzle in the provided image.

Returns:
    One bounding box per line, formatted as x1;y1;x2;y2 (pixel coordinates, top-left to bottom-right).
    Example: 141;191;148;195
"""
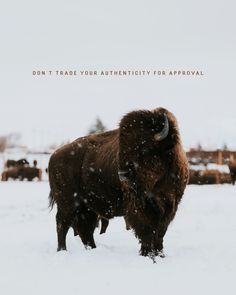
49;107;189;259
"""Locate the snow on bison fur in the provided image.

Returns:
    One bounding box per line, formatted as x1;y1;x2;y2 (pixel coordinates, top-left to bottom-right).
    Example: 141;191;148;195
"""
48;107;189;260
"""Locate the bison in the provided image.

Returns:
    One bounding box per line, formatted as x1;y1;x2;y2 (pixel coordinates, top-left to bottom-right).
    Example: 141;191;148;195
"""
188;169;231;185
48;107;189;259
1;167;19;181
1;167;42;181
228;161;236;185
18;167;42;181
5;158;29;168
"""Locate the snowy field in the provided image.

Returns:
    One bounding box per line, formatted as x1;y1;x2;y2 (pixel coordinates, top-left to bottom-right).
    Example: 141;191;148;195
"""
0;182;236;295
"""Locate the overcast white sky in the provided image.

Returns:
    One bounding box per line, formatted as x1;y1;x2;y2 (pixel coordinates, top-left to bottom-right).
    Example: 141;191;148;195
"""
0;0;235;149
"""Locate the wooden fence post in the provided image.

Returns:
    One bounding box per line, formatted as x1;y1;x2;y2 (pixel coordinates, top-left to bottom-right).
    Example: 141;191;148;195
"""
218;150;223;165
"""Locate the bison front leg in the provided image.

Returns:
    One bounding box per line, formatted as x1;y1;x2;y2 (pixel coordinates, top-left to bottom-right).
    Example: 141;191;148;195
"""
125;219;156;258
75;205;98;249
139;229;166;260
153;225;168;258
128;219;167;260
139;231;156;257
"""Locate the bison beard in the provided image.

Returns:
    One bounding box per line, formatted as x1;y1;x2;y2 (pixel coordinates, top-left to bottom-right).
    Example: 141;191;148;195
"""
48;107;189;260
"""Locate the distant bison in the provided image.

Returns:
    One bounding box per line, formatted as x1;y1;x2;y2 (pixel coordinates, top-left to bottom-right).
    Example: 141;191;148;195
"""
5;158;29;168
228;161;236;185
18;167;42;181
1;167;42;181
49;108;189;259
1;168;19;181
189;169;231;185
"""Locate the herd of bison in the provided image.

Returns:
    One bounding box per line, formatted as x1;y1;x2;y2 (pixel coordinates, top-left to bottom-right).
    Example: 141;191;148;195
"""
1;158;235;185
1;159;42;181
1;108;236;260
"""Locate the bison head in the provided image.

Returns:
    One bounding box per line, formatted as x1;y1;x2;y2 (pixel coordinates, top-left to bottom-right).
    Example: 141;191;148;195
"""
118;107;181;197
119;107;179;158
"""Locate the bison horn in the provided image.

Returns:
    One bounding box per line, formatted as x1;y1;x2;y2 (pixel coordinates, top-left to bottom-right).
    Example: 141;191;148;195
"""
154;113;169;141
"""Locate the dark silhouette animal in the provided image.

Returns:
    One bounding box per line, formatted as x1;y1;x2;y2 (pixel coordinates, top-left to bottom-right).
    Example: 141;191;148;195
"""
1;168;19;181
5;158;29;168
188;169;230;184
1;167;42;181
49;108;189;259
18;167;42;181
228;161;236;185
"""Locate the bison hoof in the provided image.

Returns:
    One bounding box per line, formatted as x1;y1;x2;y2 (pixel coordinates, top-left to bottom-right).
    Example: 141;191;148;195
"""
85;244;96;250
140;247;165;262
140;247;150;257
57;246;67;251
157;250;165;258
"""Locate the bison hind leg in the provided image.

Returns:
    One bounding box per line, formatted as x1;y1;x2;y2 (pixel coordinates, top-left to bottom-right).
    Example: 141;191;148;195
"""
56;209;71;251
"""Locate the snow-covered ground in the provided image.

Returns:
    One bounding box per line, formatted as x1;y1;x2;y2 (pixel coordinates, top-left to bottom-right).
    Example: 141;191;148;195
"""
0;182;235;295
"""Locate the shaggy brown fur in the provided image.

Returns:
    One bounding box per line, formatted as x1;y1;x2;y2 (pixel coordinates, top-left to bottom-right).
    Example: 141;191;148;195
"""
49;108;189;259
228;161;236;185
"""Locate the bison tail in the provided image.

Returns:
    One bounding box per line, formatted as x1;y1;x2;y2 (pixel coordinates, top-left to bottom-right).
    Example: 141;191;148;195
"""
48;191;56;210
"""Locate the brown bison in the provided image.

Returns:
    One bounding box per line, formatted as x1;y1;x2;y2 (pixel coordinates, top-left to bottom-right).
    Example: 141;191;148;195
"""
1;167;19;181
18;167;42;181
1;167;42;181
5;158;29;168
228;161;236;185
188;169;231;185
49;108;189;259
